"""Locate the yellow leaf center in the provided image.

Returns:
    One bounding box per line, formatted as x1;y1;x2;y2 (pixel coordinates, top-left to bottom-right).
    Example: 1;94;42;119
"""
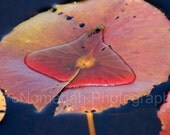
76;55;96;69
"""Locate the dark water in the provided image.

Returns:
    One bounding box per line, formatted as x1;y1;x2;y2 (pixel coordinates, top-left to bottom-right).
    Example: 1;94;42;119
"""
0;77;170;135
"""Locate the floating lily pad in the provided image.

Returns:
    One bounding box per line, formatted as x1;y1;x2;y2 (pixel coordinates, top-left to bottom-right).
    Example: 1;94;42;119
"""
0;90;6;122
0;1;170;133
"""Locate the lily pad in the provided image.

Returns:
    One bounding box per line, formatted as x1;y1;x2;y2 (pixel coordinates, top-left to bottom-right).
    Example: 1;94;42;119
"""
0;0;170;134
0;89;6;122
